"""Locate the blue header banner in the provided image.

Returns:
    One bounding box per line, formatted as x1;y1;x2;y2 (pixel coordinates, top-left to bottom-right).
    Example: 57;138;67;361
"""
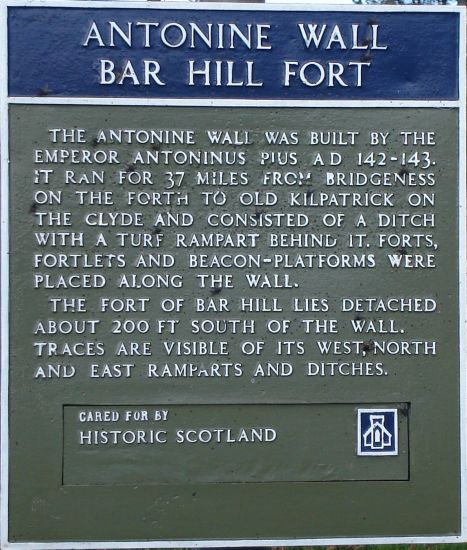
7;5;460;100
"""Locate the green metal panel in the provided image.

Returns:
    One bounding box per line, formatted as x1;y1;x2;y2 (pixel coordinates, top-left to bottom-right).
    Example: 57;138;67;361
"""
6;104;461;541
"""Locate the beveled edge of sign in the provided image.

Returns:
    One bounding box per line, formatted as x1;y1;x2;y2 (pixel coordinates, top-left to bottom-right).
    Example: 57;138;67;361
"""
0;2;465;548
0;0;464;10
1;0;10;549
458;3;467;543
0;535;466;550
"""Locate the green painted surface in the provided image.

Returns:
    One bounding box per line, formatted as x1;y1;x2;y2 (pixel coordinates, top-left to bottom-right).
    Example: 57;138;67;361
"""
7;105;460;541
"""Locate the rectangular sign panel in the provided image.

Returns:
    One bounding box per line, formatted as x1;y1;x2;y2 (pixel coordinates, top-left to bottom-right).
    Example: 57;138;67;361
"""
1;2;465;547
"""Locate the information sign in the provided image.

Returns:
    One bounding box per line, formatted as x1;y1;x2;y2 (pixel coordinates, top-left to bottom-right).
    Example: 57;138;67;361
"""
1;2;466;547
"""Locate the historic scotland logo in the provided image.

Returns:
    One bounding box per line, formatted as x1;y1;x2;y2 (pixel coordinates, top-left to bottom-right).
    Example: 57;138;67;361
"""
357;409;398;456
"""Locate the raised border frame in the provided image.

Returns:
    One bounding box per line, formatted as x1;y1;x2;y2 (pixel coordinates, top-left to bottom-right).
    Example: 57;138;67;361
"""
0;2;465;547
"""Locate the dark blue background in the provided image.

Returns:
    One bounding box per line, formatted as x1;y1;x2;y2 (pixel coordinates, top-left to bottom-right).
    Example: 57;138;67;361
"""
8;7;459;100
359;410;397;454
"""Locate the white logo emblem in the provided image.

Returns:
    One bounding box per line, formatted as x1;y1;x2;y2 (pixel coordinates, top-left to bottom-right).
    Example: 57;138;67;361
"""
358;409;398;456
